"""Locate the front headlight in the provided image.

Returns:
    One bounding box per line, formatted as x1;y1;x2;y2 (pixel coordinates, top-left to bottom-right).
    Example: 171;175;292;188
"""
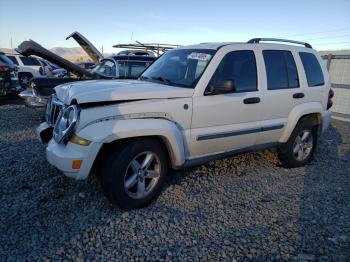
53;105;80;144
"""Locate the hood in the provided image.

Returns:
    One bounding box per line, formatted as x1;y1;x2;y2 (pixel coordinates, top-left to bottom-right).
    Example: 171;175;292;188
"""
55;80;194;105
66;31;104;64
16;40;94;78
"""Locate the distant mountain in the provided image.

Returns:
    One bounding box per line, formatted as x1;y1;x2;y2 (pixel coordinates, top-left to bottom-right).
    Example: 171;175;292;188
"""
0;46;113;62
50;47;89;57
0;48;16;54
319;50;350;55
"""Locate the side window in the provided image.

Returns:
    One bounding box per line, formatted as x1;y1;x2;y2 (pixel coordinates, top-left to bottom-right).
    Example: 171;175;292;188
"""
129;62;148;78
117;61;127;78
209;50;257;93
263;50;299;90
20;56;41;66
7;56;18;65
299;52;324;87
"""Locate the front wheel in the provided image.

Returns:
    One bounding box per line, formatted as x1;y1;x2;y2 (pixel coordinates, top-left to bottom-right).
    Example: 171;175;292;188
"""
277;120;318;168
101;138;168;210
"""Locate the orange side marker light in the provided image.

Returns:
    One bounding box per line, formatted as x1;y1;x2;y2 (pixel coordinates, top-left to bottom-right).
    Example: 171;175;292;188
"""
72;160;83;169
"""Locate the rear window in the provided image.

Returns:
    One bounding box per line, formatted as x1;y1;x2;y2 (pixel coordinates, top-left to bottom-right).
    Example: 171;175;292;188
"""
0;55;14;65
20;56;41;66
263;50;299;90
6;56;18;65
299;52;324;87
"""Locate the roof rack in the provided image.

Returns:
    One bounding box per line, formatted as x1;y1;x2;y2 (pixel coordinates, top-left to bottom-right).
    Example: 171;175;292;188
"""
113;41;181;56
247;38;312;48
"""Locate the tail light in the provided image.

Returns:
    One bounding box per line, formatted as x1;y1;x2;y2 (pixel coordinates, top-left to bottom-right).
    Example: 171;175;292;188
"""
39;67;45;75
327;88;334;110
0;66;9;72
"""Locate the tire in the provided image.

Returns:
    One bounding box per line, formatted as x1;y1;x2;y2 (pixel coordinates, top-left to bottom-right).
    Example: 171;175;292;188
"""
19;73;33;88
277;118;318;168
101;138;168;210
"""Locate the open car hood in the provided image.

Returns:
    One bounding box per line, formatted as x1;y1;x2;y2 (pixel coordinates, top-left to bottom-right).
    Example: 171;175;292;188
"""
16;40;94;78
66;31;104;64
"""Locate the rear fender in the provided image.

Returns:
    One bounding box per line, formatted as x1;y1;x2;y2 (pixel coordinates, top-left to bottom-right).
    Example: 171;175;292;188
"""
279;102;323;143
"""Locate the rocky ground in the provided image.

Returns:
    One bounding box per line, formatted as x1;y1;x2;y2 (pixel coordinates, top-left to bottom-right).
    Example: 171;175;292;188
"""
0;100;349;261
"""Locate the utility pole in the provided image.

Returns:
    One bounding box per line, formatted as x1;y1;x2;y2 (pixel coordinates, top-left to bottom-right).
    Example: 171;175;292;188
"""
130;32;133;44
11;37;13;53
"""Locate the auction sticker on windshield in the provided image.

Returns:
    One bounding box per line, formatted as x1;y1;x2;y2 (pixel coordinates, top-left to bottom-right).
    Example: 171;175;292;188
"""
187;52;212;61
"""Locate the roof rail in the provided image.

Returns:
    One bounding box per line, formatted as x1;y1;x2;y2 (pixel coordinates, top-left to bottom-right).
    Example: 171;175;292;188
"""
247;38;312;48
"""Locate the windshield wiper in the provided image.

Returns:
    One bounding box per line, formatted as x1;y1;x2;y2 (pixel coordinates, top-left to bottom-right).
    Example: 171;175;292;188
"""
151;76;172;84
139;76;149;81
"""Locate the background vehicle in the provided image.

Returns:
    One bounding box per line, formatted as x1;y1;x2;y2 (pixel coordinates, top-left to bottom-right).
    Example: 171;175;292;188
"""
76;62;96;70
37;38;333;209
16;38;157;108
5;53;47;87
0;52;20;96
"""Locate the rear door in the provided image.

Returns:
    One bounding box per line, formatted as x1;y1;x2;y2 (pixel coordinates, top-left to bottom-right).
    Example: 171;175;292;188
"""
190;48;263;157
258;49;301;144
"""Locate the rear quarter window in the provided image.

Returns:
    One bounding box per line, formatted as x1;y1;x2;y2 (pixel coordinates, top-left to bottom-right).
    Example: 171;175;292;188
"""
299;52;324;87
20;56;41;66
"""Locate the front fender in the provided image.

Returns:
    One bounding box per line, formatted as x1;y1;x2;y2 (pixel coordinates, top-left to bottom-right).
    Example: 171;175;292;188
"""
279;102;323;143
77;118;186;168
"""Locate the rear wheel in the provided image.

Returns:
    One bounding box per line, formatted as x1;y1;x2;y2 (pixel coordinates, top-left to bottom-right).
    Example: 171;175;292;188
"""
101;138;168;210
19;73;33;88
277;119;318;168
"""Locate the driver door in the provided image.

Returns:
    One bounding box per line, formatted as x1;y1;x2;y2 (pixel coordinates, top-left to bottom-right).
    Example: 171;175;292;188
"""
189;50;263;157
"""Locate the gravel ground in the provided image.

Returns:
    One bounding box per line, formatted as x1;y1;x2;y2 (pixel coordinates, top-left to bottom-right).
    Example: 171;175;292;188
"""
0;101;349;261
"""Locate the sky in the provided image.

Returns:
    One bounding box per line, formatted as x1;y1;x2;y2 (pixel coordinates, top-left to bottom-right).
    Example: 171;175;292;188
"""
1;0;350;52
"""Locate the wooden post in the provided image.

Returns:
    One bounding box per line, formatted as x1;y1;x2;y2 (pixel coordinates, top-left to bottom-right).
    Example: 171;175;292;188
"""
326;53;333;71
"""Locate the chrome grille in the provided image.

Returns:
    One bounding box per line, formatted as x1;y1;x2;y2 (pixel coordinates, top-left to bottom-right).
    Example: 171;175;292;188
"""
45;95;66;126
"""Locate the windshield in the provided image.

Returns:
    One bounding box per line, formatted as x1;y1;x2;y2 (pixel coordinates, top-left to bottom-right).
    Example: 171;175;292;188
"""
140;49;216;88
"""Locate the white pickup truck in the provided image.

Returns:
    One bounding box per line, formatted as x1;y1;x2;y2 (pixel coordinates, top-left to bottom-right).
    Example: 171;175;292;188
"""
37;38;333;209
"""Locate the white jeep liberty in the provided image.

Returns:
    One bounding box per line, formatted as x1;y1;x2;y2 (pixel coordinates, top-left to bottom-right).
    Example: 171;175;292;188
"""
37;38;333;209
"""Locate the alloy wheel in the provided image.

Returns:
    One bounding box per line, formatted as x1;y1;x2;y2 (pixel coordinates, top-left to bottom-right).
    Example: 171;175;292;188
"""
123;151;161;199
292;130;314;161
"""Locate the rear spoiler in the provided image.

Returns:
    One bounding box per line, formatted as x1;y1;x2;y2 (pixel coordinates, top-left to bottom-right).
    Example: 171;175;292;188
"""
16;40;94;78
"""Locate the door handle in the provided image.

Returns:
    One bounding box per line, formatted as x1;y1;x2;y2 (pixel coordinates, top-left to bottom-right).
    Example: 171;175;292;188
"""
243;97;260;104
293;92;305;99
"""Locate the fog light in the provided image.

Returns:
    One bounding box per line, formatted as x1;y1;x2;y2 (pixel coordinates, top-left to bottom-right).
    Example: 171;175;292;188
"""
72;160;83;169
70;133;91;146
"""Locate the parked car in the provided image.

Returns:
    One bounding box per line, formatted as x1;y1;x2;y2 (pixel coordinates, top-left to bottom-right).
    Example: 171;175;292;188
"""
5;53;47;87
0;52;20;95
17;31;157;108
76;62;96;70
36;38;333;210
48;62;67;77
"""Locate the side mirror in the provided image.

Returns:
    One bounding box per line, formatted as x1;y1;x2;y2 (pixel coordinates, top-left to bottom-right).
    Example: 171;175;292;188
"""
205;79;236;95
